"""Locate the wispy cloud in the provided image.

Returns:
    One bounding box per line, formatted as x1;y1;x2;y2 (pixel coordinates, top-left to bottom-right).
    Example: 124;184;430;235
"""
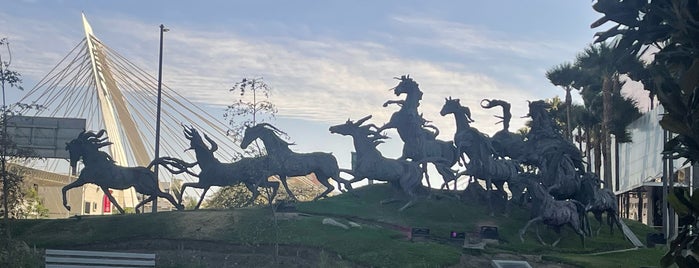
3;11;545;138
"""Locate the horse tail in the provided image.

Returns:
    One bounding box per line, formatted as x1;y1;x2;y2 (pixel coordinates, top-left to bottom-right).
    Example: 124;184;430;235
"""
572;200;590;237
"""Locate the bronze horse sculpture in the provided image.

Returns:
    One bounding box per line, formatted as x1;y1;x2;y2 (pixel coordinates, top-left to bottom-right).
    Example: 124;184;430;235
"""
580;173;622;236
480;99;526;161
525;100;585;201
376;75;459;189
330;115;424;211
440;97;521;215
157;126;280;209
241;123;350;201
62;130;183;213
517;175;590;247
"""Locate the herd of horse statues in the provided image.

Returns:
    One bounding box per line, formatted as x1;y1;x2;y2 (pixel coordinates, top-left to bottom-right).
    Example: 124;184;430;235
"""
60;75;622;246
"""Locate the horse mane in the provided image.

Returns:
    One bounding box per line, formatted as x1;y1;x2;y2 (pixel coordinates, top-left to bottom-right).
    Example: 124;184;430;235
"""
256;123;295;146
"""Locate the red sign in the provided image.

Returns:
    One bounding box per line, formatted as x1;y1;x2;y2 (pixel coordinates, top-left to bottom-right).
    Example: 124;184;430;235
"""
102;191;112;213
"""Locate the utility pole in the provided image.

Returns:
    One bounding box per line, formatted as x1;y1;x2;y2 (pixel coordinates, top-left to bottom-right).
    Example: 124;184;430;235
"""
153;24;168;213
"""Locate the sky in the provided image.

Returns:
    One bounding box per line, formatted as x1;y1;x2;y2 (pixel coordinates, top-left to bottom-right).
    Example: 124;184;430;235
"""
0;1;650;188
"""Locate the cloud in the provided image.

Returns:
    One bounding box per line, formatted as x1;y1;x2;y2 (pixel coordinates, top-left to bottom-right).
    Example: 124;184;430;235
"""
3;11;545;139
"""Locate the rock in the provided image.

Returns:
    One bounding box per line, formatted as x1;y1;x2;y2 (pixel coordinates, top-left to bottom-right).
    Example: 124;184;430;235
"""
322;218;349;229
348;221;362;228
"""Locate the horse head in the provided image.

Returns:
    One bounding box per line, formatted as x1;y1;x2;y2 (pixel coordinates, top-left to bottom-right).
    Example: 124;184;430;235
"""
526;100;551;119
392;74;420;97
241;123;291;149
182;125;213;153
65;129;112;169
440;97;474;123
329;115;372;136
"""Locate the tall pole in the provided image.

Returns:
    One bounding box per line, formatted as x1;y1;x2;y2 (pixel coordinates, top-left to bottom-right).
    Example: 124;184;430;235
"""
153;24;167;213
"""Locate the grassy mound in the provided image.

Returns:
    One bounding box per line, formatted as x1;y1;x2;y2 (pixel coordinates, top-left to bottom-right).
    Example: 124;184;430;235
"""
10;184;663;267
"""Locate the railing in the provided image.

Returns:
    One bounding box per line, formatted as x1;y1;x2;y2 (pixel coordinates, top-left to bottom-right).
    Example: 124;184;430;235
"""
45;249;155;268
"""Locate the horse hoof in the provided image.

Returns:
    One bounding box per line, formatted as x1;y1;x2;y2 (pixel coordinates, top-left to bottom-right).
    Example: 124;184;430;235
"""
65;206;71;211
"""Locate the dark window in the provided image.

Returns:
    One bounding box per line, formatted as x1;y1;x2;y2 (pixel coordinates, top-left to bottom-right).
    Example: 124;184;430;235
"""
84;202;90;214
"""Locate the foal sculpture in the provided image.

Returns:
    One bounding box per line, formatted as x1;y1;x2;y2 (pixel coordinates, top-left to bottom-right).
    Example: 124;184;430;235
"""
62;130;183;213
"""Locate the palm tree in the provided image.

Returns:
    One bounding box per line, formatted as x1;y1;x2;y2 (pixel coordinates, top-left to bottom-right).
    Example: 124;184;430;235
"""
546;62;580;141
575;41;642;187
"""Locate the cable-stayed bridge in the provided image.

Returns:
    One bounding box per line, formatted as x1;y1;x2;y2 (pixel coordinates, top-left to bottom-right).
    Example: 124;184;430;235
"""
15;14;317;216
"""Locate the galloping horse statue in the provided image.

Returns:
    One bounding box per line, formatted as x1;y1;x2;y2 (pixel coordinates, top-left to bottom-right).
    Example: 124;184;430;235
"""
376;75;459;189
480;99;526;161
156;126;280;209
330;115;424;211
525;100;585;200
440;97;521;215
241;123;350;201
62;130;183;213
580;173;622;235
517;176;590;247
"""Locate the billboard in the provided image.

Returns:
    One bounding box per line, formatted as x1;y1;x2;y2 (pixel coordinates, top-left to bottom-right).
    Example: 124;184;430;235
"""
6;116;86;159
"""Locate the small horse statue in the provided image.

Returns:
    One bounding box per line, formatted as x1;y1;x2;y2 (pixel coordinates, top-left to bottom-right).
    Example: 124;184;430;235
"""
241;123;350;201
154;126;280;209
580;172;622;235
62;130;183;214
376;75;459;189
440;97;521;215
480;99;526;160
329;115;424;211
518;176;589;247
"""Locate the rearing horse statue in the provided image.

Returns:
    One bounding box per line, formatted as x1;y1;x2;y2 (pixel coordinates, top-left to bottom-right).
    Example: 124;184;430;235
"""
440;97;521;215
376;75;459;189
241;123;350;201
62;130;183;214
524;100;585;200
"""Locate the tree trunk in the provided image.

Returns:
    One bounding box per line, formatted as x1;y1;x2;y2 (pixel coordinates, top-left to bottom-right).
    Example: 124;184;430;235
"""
594;126;602;176
565;87;572;141
585;127;592;173
602;77;613;187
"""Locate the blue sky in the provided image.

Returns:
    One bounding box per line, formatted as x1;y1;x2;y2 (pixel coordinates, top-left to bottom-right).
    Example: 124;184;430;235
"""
0;1;648;187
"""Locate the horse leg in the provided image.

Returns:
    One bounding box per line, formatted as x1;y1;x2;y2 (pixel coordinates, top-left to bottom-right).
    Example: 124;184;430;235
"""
594;211;603;236
422;163;431;189
101;186;124;214
436;164;455;191
551;227;563;247
157;190;184;210
278;176;298;201
244;182;262;206
194;187;209;210
61;179;86;211
313;176;335;201
135;196;154;213
535;224;548;246
486;178;494;216
519;216;542;242
263;180;280;205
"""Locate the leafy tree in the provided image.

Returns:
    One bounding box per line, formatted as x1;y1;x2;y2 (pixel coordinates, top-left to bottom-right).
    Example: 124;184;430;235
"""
223;77;278;156
592;0;699;266
546;62;581;140
209;77;280;208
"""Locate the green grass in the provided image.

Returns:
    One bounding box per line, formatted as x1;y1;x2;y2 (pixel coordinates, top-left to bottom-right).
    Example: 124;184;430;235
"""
10;184;664;267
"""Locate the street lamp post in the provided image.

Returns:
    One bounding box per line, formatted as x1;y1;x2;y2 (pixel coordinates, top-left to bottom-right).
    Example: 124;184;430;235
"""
153;24;168;213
